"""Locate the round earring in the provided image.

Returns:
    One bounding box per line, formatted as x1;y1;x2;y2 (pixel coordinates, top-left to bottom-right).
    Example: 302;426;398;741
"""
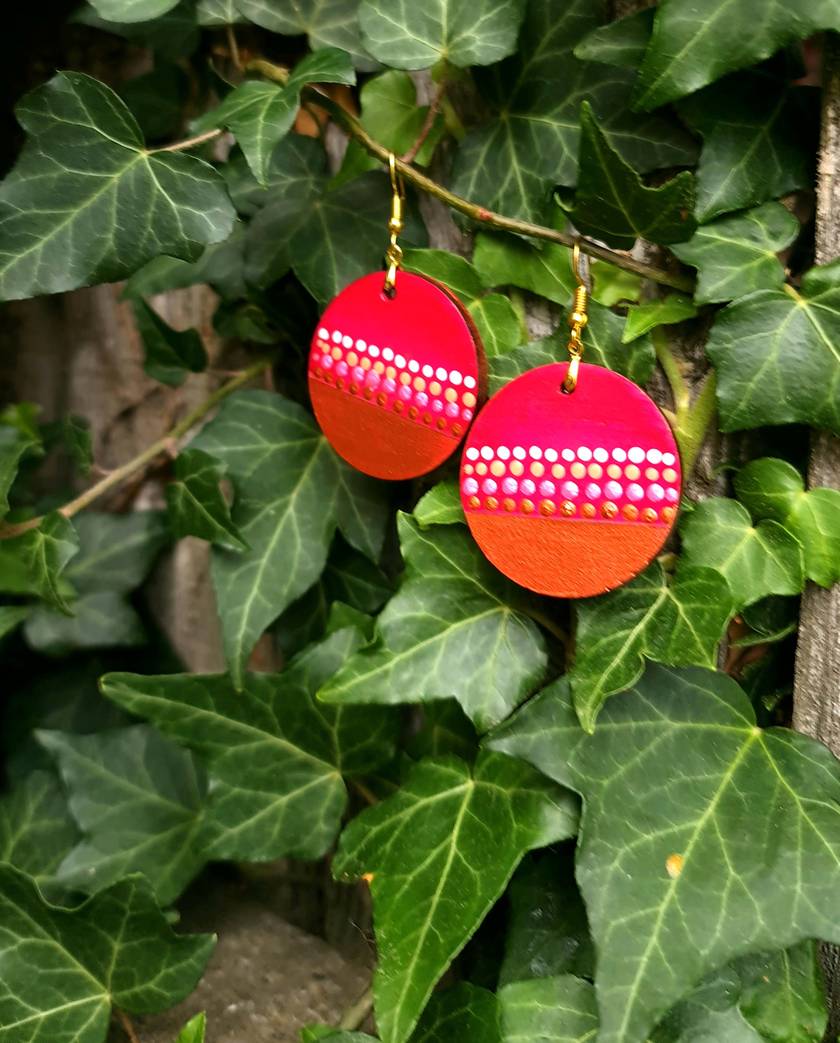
459;244;682;599
308;155;483;481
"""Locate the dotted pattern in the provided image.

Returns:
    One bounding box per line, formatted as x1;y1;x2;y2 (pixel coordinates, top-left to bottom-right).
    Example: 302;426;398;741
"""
461;444;680;523
310;326;478;439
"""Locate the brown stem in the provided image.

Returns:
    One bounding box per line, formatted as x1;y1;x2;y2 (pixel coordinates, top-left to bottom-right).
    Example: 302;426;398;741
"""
115;1009;141;1043
401;80;446;164
226;23;242;70
155;128;223;153
0;359;272;540
340;985;374;1031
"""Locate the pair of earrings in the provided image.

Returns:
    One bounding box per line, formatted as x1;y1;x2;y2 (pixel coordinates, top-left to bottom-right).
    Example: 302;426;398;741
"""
308;156;682;599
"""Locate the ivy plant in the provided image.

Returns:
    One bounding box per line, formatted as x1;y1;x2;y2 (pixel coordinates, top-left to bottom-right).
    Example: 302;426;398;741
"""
1;3;839;1043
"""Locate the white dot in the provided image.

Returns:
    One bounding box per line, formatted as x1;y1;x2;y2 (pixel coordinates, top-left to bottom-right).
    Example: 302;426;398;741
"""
562;448;575;462
513;446;526;460
577;446;592;462
422;364;433;377
332;330;342;343
369;345;380;358
342;335;353;348
318;327;329;339
408;359;419;373
647;448;662;464
662;452;676;467
383;347;394;361
529;445;542;460
436;367;447;381
450;371;463;386
464;376;477;389
612;448;627;463
466;447;479;461
480;446;493;460
355;338;366;351
497;446;511;460
395;354;406;368
544;448;558;463
594;447;609;463
629;446;645;463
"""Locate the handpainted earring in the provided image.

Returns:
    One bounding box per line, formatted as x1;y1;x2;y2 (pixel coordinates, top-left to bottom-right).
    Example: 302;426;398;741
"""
460;244;682;599
308;155;483;481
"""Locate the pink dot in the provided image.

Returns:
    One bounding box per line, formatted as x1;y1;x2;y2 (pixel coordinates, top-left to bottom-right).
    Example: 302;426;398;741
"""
463;478;478;495
383;377;397;394
431;399;443;413
585;482;601;500
648;483;665;503
445;402;459;418
627;483;644;502
322;355;334;370
561;480;579;499
415;391;429;407
482;478;498;494
605;480;622;499
520;479;536;496
311;351;320;365
366;370;380;388
352;366;365;383
336;361;349;377
398;385;412;401
539;479;556;497
462;408;473;421
665;487;679;503
502;477;518;494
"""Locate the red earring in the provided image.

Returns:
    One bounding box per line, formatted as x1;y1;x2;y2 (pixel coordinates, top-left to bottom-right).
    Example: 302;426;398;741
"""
308;155;483;481
460;245;682;599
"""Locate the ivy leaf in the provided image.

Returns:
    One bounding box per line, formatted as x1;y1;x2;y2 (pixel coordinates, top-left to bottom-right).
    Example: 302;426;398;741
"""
590;262;643;308
333;750;579;1043
212;50;355;185
633;0;840;111
622;295;698;343
567;663;840;1043
499;975;598;1043
574;9;654;69
197;0;238;24
358;0;526;70
87;0;179;20
132;299;207;387
359;71;445;167
0;770;79;885
175;1012;207;1043
735;458;840;588
3;513;80;613
706;261;840;436
24;590;147;655
570;561;734;731
74;2;200;60
572;102;696;250
166;448;246;552
450;0;698;223
672;203;800;305
119;64;188;142
0;72;235;301
0;864;213;1042
679;69;817;223
0;606;29;640
319;515;548;732
413;984;501;1043
234;0;372;68
473;227;575;306
414;482;464;528
101;626;400;862
0;425;39;519
736;944;827;1043
680;498;804;610
191;391;388;686
38;725;208;904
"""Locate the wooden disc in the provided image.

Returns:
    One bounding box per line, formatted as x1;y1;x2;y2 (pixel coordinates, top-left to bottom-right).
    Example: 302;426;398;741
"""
460;362;682;598
308;271;482;480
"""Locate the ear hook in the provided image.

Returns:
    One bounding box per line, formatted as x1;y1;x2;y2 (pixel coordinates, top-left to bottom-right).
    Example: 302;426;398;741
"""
384;153;405;295
562;240;590;393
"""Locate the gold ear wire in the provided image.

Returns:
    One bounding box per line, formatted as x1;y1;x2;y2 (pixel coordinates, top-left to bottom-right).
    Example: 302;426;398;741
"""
563;240;590;393
384;153;406;295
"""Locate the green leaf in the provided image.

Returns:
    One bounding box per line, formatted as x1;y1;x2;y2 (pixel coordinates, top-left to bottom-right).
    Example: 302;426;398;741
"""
680;497;804;610
197;0;238;24
166;448;246;552
590;262;643;307
0;770;79;885
119;64;188;141
74;2;200;60
5;513;79;613
24;590;147;655
319;515;548;732
38;725;208;904
212;50;355;184
623;295;698;343
650;964;763;1043
473;227;575;307
191;390;388;685
132;299;207;387
0;864;213;1041
406;701;477;762
234;0;372;68
359;71;445;167
0;606;29;639
735;458;840;588
450;0;697;223
175;1012;206;1043
678;70;817;223
414;482;464;528
672;203;800;306
413;984;501;1043
87;0;180;21
359;0;525;69
706;261;840;435
499;975;598;1043
0;72;235;301
571;561;734;731
102;626;400;862
633;0;840;110
567;663;840;1043
572;102;696;250
736;944;827;1043
0;425;39;519
574;9;654;69
333;750;579;1043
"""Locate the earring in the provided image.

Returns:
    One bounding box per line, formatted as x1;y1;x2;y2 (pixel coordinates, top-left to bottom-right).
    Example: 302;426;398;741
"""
460;243;682;598
308;154;484;481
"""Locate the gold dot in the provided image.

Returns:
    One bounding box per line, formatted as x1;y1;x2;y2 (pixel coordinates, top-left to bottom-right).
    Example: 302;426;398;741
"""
539;499;556;516
335;378;345;390
374;361;385;374
437;418;447;430
581;503;596;518
346;351;358;367
588;463;603;479
430;381;442;395
360;356;371;370
469;495;480;509
393;400;404;413
349;383;359;394
414;376;426;391
551;463;566;479
464;464;474;475
645;466;658;480
522;499;535;514
377;392;387;405
462;391;477;408
386;366;397;380
408;406;418;419
571;462;586;479
607;464;622;479
490;460;505;476
662;506;676;523
315;367;324;379
363;387;373;399
400;371;411;385
642;507;657;522
530;461;545;477
663;468;677;483
331;347;342;360
666;854;684;879
602;501;618;518
485;496;499;510
423;414;432;424
445;387;457;402
503;497;516;512
561;500;576;516
623;504;639;520
476;462;488;475
452;423;463;437
510;460;524;476
625;464;640;480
